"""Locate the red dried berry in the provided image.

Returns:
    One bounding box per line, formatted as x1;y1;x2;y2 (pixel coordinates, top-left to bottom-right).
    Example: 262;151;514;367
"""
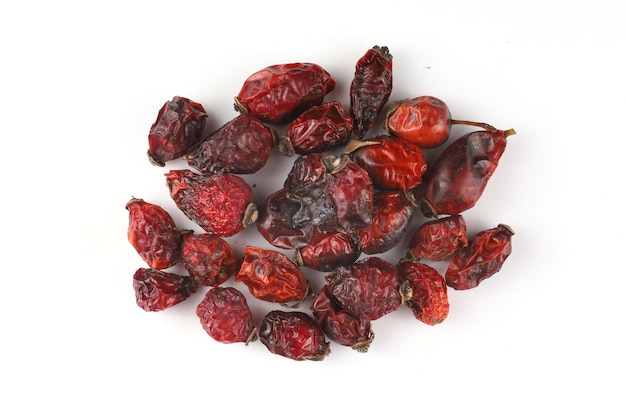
350;46;393;139
234;62;335;125
148;96;208;166
181;233;236;286
358;190;415;255
126;198;181;270
398;260;449;325
325;257;402;321
327;156;374;232
278;101;353;156
385;96;452;148
407;215;468;261
196;286;257;344
165;170;258;237
133;268;197;312
294;231;360;272
259;310;330;361
349;135;427;191
310;286;374;352
235;246;309;307
446;224;514;290
186;114;275;175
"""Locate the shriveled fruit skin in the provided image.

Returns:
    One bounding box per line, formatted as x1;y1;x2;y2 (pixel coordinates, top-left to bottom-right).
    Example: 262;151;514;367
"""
196;286;256;344
126;198;181;270
181;233;236;286
133;268;197;312
407;215;468;261
259;310;330;361
295;231;360;272
165;169;258;237
398;260;449;325
385;96;452;148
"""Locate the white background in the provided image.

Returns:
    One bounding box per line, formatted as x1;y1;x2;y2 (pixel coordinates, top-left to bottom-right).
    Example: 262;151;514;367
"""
1;0;624;415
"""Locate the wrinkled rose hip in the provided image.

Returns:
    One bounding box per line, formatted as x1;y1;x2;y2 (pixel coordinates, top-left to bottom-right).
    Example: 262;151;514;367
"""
294;231;360;272
446;224;514;290
126;198;181;270
165;170;258;237
196;286;257;344
181;233;236;286
235;246;309;307
234;62;335;125
186;114;275;175
148;96;208;166
385;96;452;148
407;215;468;261
259;310;330;361
398;260;449;325
133;268;197;312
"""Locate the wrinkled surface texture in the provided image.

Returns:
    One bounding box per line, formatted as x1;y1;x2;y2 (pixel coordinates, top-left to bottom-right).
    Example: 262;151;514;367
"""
326;257;401;320
181;233;236;286
259;310;329;361
126;198;181;270
422;129;510;217
358;190;414;254
148;96;207;166
386;96;451;148
408;214;468;261
282;101;353;155
398;261;449;325
196;287;255;344
350;46;393;138
235;246;308;305
297;231;360;272
186;114;274;175
165;170;256;236
310;286;374;351
446;224;514;290
236;63;335;125
133;268;197;312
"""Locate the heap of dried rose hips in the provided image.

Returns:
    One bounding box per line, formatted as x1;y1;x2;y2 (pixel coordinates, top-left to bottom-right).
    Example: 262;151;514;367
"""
127;46;517;361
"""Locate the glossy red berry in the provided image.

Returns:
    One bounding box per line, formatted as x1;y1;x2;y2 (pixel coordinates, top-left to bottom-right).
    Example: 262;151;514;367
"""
294;231;360;272
407;215;468;261
133;268;197;312
196;286;257;344
385;96;452;148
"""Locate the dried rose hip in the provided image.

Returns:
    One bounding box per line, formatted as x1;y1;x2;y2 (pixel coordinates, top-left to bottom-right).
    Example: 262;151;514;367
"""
148;96;208;166
385;96;452;148
133;268;197;312
348;135;427;191
235;246;309;307
358;190;415;255
350;45;393;139
310;286;374;352
446;224;514;290
234;62;335;125
325;257;402;321
126;197;181;270
327;156;374;232
421;125;517;217
407;214;468;261
278;101;353;156
294;231;360;272
181;233;236;286
196;286;257;344
185;114;275;175
397;260;449;325
259;310;330;361
165;170;258;237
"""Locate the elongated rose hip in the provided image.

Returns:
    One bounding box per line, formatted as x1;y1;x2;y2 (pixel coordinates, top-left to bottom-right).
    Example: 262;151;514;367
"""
133;268;197;312
165;170;258;237
407;215;468;261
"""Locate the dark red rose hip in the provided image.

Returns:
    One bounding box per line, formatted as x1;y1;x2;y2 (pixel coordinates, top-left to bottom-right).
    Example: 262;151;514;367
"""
234;62;335;125
235;246;309;307
148;96;208;166
325;257;402;321
310;286;374;352
294;231;360;272
350;46;393;139
407;215;468;261
133;268;197;312
259;310;330;361
398;260;449;325
446;224;514;290
278;101;353;156
196;286;257;344
186;114;275;175
126;197;181;270
181;233;236;286
165;170;258;237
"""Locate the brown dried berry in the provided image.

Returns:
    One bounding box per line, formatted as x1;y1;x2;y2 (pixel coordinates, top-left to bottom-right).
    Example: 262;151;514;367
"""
196;286;257;344
133;268;197;312
126;198;181;270
181;233;236;286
